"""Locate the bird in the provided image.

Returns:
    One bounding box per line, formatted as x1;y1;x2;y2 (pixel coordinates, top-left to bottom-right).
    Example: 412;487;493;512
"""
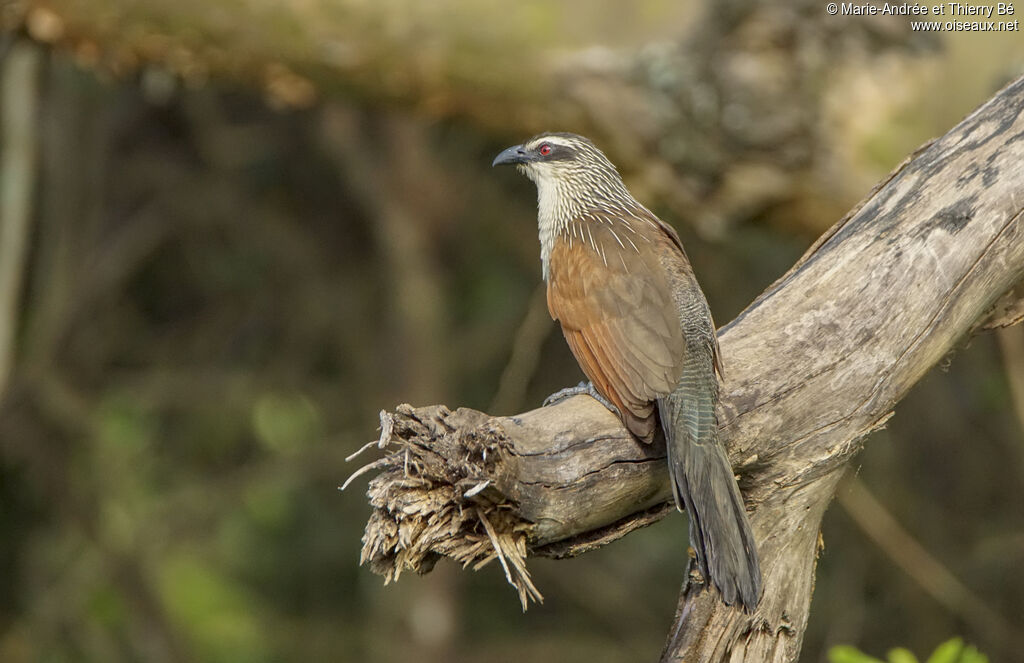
493;132;762;610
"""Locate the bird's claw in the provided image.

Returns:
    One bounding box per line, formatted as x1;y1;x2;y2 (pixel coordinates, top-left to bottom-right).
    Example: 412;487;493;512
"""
543;381;621;417
543;381;590;407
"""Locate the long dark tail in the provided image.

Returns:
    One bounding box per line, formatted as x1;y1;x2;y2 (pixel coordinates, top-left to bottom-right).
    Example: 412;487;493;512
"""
657;346;762;611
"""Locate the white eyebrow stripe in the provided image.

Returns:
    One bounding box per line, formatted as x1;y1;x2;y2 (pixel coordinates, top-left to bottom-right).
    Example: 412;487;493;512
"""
527;136;576;150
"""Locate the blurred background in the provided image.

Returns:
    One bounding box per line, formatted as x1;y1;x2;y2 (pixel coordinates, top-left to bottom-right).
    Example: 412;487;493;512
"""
0;1;1022;661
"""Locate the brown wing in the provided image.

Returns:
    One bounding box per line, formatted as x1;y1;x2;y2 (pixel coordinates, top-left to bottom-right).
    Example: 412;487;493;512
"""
649;212;724;379
546;219;686;442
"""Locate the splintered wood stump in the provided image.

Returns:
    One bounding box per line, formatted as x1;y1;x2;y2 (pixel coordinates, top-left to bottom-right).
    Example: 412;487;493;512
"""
353;75;1024;662
354;399;673;608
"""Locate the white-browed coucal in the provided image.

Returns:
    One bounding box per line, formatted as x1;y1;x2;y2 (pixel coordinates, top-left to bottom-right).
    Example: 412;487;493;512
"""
493;132;762;610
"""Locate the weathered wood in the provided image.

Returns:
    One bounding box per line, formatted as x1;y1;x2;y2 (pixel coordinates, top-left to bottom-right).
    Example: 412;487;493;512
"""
354;76;1024;660
353;399;669;608
664;73;1024;662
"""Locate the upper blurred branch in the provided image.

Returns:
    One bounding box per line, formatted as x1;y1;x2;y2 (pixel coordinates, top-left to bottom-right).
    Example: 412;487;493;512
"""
8;0;926;232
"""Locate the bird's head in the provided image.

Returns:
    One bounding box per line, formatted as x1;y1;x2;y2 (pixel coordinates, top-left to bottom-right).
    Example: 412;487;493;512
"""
491;132;623;191
493;132;646;278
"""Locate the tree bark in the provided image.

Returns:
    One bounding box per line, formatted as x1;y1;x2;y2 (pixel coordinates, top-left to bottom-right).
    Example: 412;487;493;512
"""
353;75;1024;661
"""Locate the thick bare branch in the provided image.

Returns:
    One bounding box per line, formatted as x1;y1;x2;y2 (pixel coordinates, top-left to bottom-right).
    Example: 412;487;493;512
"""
664;72;1024;662
354;76;1024;660
981;280;1024;329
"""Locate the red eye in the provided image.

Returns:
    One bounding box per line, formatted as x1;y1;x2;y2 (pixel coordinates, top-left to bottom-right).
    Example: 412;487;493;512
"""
539;144;552;156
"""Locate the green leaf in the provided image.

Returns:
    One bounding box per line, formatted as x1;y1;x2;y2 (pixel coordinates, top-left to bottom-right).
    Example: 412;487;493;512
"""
963;646;990;663
887;647;919;663
828;645;886;663
963;647;990;663
926;638;964;663
925;638;989;663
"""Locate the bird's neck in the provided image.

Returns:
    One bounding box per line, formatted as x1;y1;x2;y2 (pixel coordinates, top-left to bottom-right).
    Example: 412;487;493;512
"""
536;178;576;280
534;175;639;280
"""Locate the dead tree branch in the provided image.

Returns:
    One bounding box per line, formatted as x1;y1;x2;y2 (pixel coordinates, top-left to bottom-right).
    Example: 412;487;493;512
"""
351;76;1024;661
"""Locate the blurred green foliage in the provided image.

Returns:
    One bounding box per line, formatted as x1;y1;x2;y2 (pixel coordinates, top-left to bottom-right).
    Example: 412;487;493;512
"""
829;638;989;663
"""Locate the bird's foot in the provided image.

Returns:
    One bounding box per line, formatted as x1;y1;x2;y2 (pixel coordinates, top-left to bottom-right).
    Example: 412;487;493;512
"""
543;381;621;417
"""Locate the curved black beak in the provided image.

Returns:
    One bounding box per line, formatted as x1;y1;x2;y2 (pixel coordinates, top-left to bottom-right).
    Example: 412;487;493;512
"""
492;144;529;167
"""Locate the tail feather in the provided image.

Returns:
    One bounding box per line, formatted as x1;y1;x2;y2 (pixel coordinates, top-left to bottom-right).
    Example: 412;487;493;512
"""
658;351;762;611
